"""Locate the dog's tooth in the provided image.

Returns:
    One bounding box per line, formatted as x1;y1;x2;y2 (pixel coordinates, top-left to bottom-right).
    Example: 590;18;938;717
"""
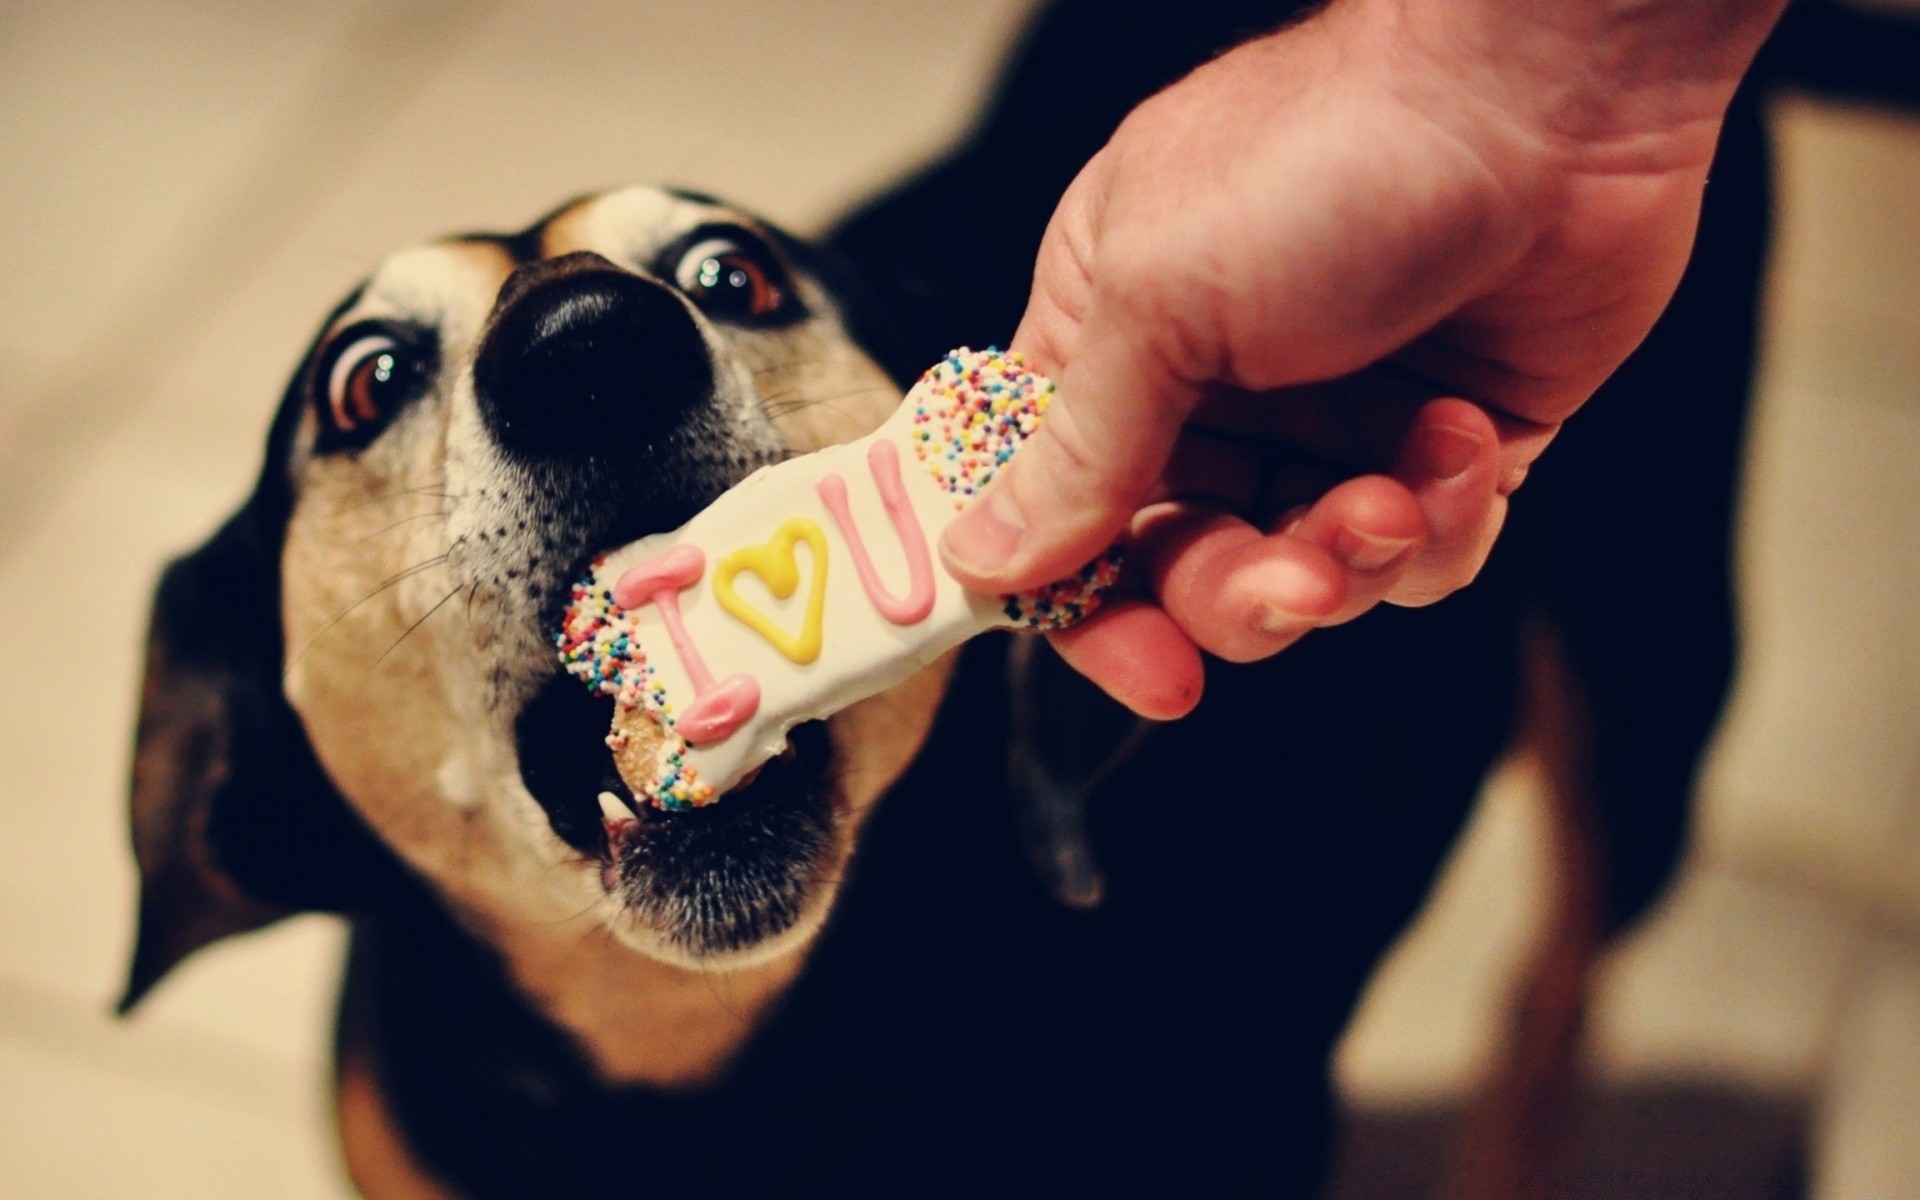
598;790;631;821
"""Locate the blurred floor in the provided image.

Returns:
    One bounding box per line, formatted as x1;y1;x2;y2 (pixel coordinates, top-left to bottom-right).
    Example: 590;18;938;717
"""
1336;85;1920;1198
0;2;1916;1197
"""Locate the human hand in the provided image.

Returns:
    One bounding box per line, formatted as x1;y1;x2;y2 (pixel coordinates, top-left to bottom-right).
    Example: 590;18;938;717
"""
937;0;1786;718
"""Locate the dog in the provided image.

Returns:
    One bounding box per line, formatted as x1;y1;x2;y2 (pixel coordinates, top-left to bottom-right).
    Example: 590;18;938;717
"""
120;185;977;1195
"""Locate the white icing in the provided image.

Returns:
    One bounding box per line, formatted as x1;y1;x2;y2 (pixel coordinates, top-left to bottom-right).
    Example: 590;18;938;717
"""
588;399;1012;796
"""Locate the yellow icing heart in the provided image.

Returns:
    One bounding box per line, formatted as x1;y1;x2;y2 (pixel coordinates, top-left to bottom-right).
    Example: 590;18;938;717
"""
713;517;829;664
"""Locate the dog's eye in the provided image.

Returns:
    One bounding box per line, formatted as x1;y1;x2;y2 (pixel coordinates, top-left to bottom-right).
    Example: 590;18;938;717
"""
673;237;785;320
315;324;432;446
328;334;399;432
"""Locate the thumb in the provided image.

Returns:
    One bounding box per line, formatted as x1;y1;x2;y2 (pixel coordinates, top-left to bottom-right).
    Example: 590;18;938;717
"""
938;307;1204;594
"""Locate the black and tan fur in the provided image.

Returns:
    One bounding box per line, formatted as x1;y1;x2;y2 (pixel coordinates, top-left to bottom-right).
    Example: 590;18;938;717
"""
123;187;965;1193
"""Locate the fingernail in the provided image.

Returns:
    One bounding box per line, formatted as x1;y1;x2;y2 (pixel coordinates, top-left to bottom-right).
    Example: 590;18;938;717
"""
1336;528;1416;573
1276;504;1310;536
1255;604;1316;637
1415;424;1483;481
942;484;1025;573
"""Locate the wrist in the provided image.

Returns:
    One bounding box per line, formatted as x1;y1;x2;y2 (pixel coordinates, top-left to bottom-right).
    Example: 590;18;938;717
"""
1350;0;1787;172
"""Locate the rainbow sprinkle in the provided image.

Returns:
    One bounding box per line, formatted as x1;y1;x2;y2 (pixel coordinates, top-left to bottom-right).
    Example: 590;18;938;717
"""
1004;545;1123;630
555;564;716;810
909;347;1121;626
910;346;1052;507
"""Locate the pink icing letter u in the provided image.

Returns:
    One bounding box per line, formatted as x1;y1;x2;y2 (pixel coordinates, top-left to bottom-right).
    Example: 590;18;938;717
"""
817;439;935;625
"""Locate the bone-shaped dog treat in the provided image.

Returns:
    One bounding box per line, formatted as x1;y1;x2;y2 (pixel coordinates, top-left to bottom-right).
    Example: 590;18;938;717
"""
556;348;1120;808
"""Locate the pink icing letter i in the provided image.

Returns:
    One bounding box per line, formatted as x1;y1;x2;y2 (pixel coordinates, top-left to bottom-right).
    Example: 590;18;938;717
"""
611;545;760;745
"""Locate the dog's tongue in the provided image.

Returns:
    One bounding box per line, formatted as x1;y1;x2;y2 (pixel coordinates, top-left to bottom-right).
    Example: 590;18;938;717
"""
553;348;1120;810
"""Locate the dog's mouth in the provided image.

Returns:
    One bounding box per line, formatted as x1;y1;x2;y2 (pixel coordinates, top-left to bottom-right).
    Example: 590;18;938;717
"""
515;671;837;959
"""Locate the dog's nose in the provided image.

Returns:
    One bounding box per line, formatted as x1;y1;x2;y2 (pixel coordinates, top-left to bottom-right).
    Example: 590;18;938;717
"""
475;253;713;460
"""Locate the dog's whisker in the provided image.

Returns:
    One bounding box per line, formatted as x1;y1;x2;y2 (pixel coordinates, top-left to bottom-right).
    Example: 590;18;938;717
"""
288;551;453;667
331;481;459;516
539;889;611;929
373;582;464;665
700;968;751;1023
755;383;874;407
355;510;448;543
757;388;891;429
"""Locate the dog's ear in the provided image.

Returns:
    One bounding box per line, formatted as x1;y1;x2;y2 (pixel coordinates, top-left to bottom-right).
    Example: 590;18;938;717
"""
122;507;291;1010
120;497;398;1013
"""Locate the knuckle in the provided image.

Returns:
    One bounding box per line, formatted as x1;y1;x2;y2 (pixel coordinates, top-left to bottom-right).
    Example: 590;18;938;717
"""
1387;556;1483;608
1035;403;1138;511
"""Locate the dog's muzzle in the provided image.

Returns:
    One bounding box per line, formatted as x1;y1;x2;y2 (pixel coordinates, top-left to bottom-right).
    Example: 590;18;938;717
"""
475;250;838;957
